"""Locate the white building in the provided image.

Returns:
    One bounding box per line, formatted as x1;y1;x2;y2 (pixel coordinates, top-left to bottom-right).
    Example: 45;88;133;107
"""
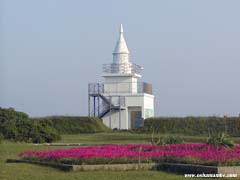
88;24;154;129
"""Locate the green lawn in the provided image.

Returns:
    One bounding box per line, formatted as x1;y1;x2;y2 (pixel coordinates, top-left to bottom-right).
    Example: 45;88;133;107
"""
59;132;207;144
0;133;238;180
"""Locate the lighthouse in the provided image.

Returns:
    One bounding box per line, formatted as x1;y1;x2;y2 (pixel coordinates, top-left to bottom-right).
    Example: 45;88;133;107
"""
88;24;154;129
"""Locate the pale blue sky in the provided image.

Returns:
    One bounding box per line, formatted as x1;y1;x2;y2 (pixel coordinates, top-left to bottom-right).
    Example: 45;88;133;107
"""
1;0;240;117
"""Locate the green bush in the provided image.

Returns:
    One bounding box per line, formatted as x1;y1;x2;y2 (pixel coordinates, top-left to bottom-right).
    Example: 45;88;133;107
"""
151;135;184;145
207;132;235;148
0;107;28;140
31;116;111;134
0;107;61;143
143;116;240;136
165;136;184;144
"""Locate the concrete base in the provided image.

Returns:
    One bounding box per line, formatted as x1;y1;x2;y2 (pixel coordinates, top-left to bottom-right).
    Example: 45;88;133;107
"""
6;159;158;171
6;159;240;175
161;163;240;176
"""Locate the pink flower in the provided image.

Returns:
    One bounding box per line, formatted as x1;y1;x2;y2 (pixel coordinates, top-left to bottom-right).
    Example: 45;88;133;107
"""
18;143;240;164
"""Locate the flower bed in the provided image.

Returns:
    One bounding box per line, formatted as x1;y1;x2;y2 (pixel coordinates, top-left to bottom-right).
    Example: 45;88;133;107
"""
19;143;240;166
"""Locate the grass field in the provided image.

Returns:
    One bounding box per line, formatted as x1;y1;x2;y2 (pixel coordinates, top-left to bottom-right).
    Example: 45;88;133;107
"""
60;132;240;144
0;132;238;180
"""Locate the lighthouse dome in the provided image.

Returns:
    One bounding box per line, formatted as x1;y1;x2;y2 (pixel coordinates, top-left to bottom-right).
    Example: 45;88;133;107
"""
113;24;129;54
113;24;130;65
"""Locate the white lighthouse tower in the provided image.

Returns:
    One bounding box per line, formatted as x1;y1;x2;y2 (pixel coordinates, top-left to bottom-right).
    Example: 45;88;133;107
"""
88;24;154;129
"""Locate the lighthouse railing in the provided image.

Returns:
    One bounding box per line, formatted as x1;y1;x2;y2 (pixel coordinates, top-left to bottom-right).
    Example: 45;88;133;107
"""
88;82;152;95
103;63;143;74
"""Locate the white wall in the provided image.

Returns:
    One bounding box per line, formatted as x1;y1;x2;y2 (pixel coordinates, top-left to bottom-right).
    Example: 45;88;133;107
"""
102;109;128;129
143;94;154;118
102;94;154;129
103;75;139;94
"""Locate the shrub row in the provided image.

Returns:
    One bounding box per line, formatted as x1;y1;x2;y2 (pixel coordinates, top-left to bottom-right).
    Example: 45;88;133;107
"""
31;116;111;134
0;107;61;143
1;107;111;143
142;117;240;136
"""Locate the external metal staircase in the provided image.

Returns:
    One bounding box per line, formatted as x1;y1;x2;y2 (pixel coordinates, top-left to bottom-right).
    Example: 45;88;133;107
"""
88;83;125;118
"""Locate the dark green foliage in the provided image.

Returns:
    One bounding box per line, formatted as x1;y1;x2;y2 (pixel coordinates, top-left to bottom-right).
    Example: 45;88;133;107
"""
0;107;61;143
30;122;61;143
31;116;111;134
165;136;184;144
207;132;235;148
143;116;240;136
0;107;28;140
151;135;184;145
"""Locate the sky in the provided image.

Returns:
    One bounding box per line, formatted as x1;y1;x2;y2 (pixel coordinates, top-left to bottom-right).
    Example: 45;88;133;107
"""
1;0;240;117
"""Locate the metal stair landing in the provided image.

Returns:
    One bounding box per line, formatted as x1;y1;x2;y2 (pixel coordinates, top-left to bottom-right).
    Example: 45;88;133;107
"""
88;83;125;118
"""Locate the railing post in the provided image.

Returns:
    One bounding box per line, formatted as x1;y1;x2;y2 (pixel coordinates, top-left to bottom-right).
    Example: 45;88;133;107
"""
119;96;121;130
93;96;96;117
88;84;90;117
97;84;100;117
109;96;112;129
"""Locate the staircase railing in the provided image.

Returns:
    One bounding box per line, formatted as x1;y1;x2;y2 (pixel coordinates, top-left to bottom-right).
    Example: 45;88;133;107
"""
88;83;125;118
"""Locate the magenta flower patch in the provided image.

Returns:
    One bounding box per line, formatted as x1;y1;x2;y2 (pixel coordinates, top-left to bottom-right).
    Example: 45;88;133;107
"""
18;144;240;165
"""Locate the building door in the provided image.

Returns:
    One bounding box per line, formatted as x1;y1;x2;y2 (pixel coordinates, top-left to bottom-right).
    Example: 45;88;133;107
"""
130;111;143;128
